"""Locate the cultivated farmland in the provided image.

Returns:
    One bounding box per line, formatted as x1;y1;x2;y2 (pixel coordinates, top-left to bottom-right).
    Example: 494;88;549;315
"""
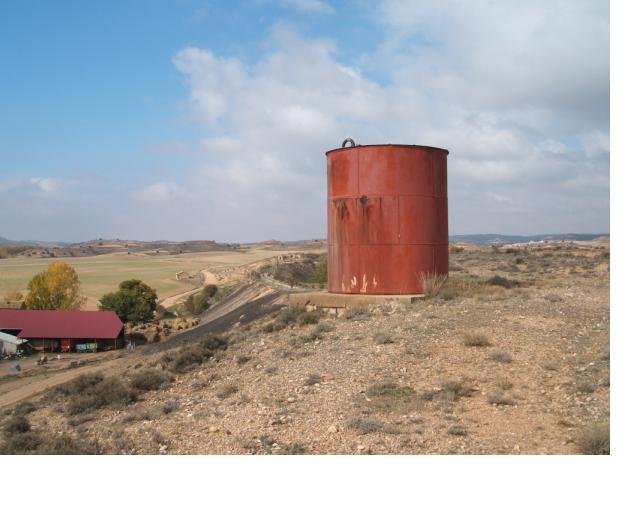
0;247;299;309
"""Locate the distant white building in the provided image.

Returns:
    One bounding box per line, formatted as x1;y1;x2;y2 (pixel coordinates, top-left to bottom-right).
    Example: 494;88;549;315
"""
0;331;24;355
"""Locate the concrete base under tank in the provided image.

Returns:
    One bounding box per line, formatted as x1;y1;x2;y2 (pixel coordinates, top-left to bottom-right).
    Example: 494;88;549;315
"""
287;291;424;310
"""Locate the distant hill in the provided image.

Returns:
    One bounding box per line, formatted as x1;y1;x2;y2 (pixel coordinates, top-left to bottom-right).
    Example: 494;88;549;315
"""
449;233;609;245
0;236;65;247
2;233;609;250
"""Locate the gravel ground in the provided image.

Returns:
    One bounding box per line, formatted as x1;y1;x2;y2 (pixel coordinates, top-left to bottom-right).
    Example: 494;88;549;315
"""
1;241;609;455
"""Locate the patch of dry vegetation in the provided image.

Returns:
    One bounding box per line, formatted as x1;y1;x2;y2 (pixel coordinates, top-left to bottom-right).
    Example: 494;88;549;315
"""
578;423;610;455
462;332;491;347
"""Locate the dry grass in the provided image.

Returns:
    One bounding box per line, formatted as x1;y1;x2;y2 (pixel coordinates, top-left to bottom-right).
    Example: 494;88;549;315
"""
373;331;394;345
304;373;323;386
216;384;239;400
418;272;447;299
130;368;172;391
577;423;610;455
462;332;491;347
487;390;516;406
346;416;398;434
439;380;474;401
488;350;512;363
67;377;137;415
437;275;488;300
344;305;371;320
447;425;468;436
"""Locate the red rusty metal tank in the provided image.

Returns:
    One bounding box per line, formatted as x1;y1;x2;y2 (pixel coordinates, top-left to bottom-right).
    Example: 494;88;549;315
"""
327;141;449;294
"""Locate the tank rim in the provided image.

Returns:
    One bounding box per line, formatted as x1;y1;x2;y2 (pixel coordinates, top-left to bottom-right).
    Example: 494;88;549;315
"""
326;143;449;156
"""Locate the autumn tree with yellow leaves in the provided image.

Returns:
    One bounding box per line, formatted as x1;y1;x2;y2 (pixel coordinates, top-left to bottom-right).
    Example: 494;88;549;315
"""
25;262;86;310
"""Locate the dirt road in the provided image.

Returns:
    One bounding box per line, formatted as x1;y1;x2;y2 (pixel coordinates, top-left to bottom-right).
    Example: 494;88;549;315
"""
0;353;130;409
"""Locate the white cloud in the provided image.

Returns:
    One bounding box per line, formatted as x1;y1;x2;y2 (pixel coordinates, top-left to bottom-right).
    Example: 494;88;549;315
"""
134;182;186;202
580;130;610;158
172;47;246;123
28;177;65;195
140;9;608;240
4;3;609;241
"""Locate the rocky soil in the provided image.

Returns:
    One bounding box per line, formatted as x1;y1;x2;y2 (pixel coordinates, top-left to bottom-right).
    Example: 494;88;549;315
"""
0;241;610;455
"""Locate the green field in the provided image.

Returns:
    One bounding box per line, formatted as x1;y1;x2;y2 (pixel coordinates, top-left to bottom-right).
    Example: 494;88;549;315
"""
0;248;286;309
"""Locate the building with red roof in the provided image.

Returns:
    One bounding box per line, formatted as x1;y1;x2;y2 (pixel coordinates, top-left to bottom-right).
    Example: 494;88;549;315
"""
0;310;124;352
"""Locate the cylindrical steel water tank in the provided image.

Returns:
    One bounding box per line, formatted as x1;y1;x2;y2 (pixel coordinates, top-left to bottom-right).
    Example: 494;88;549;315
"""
326;143;449;295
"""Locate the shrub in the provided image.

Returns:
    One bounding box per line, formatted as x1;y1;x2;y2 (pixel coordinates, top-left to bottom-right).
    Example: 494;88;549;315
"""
13;401;37;416
67;377;137;415
185;293;209;315
162;400;180;415
4;415;31;435
202;284;218;298
374;331;394;345
0;430;100;455
313;254;328;285
155;305;174;319
418;272;448;299
437;275;486;300
366;382;417;411
236;355;251;365
496;378;513;390
170;337;227;373
201;336;228;353
216;384;238;400
447;425;468;436
38;434;101;455
487;390;516;406
420;390;438;401
488;350;512;363
171;347;207;373
213;285;232;303
0;431;43;454
462;332;491;347
578;423;610;455
130;369;171;391
282;442;307;455
312;323;334;336
486;275;520;289
344;305;370;320
271;306;303;330
440;380;474;401
576;381;596;394
346;416;386;434
297;310;321;326
304;373;323;386
51;372;105;398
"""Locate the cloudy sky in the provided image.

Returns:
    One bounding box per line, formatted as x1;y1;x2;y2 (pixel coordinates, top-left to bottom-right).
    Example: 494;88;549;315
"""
0;0;609;243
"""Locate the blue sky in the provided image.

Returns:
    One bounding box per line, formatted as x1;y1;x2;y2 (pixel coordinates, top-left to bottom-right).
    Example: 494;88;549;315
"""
0;1;609;242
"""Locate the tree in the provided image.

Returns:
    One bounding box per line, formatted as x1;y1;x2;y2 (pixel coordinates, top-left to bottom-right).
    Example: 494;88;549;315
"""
25;262;86;310
201;284;218;299
99;279;157;323
184;292;209;315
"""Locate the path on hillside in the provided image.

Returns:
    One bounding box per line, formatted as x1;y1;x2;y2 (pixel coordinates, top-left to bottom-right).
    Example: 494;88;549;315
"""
146;283;286;352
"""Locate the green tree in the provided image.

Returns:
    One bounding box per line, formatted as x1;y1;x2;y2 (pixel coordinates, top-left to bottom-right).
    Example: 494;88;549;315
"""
25;262;86;310
99;279;157;323
313;254;328;285
184;292;209;315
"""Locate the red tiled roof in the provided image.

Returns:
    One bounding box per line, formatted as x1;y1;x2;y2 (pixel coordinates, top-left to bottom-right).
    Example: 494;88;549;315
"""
0;310;123;339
